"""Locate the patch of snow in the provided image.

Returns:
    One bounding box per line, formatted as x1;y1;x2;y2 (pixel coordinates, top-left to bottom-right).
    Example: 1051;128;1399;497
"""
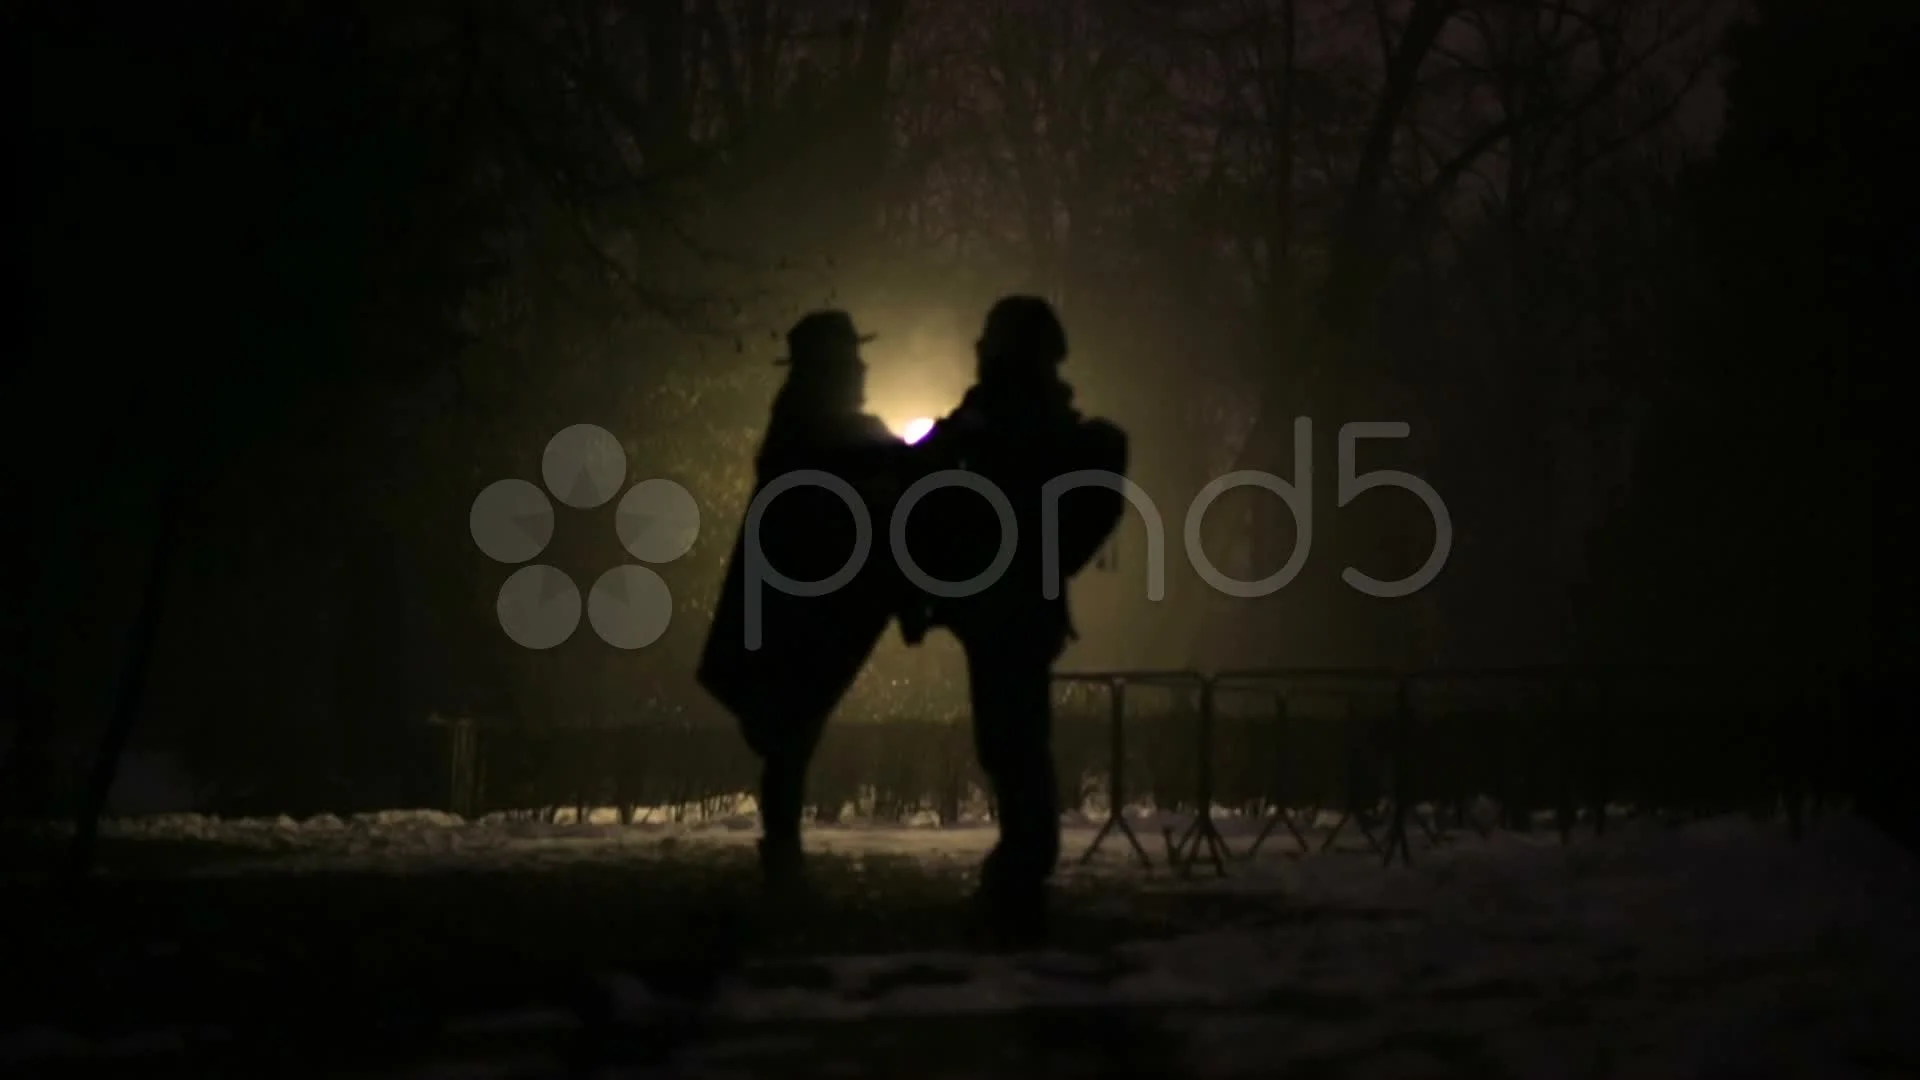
7;810;1917;1076
0;1028;87;1064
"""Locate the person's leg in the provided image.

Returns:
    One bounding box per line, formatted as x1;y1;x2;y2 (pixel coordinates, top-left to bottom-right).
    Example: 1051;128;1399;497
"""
759;750;805;852
965;643;1059;940
756;703;832;891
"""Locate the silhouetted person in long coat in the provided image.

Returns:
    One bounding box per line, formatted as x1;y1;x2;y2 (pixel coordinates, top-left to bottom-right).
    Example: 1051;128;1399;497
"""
905;296;1127;946
699;311;905;894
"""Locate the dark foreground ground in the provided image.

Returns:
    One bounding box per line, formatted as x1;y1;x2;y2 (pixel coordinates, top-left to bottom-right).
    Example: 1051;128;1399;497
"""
1;835;1309;1078
6;818;1918;1079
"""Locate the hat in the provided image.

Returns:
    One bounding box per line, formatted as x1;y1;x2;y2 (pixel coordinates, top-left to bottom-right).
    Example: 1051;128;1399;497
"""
978;295;1067;364
773;310;876;366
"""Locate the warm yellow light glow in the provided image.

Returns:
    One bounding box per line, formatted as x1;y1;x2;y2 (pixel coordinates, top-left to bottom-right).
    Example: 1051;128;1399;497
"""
901;417;935;445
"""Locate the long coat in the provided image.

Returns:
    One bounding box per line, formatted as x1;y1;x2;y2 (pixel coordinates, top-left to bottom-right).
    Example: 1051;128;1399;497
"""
697;401;906;757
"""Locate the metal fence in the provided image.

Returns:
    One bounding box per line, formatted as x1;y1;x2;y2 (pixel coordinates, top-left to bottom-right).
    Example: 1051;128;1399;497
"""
431;664;1879;876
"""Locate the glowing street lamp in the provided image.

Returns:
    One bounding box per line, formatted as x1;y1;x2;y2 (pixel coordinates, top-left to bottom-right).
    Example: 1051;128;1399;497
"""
899;417;935;445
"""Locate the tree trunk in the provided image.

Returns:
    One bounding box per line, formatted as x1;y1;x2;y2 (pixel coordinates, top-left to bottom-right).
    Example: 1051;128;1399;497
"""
67;486;179;885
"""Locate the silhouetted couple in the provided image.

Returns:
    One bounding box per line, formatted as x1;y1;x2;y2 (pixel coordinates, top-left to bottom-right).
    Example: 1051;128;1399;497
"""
697;296;1127;948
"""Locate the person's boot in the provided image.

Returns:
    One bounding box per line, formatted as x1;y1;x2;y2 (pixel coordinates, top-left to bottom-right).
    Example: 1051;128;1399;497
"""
970;876;1050;952
757;837;809;901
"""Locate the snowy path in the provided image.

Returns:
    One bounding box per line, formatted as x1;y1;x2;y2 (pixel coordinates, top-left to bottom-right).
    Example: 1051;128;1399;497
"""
7;811;1919;1076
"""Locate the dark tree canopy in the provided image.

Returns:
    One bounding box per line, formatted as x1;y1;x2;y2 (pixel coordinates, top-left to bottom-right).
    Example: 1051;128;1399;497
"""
1588;1;1913;668
10;0;1903;827
20;2;496;509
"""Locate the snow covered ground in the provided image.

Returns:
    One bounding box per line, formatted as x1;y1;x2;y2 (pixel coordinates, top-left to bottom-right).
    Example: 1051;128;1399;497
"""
9;808;1920;1077
78;799;1622;871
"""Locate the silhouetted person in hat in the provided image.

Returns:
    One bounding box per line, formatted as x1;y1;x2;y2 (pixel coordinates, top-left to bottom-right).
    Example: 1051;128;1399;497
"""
905;296;1128;947
699;311;906;896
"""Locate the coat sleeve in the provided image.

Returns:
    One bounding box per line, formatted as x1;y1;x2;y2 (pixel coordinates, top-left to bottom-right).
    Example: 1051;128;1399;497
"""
1053;419;1129;580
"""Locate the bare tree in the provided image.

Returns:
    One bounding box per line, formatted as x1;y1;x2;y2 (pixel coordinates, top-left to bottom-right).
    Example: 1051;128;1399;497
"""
1413;0;1724;652
1142;0;1725;662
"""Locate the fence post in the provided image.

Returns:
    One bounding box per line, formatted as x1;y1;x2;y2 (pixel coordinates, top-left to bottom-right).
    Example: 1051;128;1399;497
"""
446;717;478;819
1592;673;1612;838
1171;676;1230;877
1077;677;1151;866
1245;692;1314;858
1384;677;1413;866
1780;673;1806;840
1555;676;1578;845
